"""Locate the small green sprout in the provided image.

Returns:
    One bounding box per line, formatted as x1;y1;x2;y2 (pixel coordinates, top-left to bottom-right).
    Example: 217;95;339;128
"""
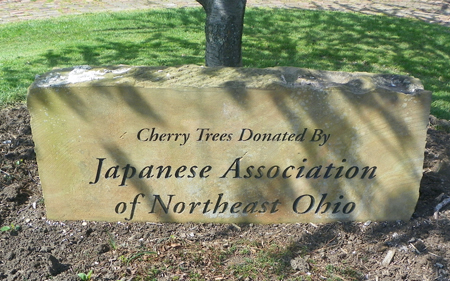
106;230;117;250
1;223;21;232
119;251;156;265
77;270;93;281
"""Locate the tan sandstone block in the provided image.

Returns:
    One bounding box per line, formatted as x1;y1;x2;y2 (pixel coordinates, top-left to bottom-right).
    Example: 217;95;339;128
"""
28;65;431;223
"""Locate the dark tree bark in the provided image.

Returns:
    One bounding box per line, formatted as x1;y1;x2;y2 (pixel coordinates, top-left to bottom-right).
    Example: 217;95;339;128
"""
196;0;247;67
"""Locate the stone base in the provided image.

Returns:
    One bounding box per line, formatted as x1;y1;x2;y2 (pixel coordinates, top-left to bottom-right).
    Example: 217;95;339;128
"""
28;65;431;223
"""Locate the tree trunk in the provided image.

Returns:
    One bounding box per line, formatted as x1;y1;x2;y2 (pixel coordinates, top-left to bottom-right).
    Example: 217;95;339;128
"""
197;0;247;67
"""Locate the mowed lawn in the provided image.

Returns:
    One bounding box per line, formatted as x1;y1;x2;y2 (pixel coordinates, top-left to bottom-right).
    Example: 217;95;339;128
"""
0;8;449;119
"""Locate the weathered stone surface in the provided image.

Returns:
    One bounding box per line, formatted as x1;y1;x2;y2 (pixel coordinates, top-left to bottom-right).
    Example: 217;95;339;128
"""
28;65;431;223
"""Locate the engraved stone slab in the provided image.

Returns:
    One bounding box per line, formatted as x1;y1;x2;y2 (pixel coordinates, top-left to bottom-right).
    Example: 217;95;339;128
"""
28;65;431;223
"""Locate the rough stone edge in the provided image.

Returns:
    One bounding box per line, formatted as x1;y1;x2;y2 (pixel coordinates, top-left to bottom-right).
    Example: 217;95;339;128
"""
29;65;426;96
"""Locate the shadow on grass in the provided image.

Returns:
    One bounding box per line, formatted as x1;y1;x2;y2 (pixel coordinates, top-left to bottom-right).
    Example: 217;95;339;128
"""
2;8;449;118
242;8;450;118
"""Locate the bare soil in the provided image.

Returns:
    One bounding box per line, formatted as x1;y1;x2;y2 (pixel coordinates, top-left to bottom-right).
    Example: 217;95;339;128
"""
1;104;450;280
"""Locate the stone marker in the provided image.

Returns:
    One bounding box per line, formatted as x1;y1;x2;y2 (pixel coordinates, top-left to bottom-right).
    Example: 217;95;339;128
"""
28;65;431;223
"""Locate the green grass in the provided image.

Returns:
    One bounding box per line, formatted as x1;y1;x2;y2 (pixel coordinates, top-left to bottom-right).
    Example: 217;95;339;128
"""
1;7;449;119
